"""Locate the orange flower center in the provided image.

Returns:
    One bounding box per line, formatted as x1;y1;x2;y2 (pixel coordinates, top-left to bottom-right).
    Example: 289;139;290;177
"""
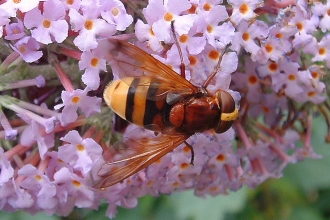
180;163;189;169
72;180;81;187
76;144;85;151
319;47;326;55
216;154;226;162
207;25;213;33
208;50;219;61
111;7;119;16
189;55;197;66
203;3;211;11
71;96;80;104
269;62;278;72
248;75;258;85
43;20;51;28
90;57;99;67
84;20;93;30
239;3;249;15
179;34;188;43
265;44;274;53
164;12;173;22
242;32;250;41
288;74;296;81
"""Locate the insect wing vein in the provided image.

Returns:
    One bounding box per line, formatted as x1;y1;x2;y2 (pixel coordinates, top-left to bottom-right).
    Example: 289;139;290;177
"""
93;134;189;188
107;39;198;92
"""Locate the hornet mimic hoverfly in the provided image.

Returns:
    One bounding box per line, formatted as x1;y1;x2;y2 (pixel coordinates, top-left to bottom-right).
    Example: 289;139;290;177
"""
93;24;239;189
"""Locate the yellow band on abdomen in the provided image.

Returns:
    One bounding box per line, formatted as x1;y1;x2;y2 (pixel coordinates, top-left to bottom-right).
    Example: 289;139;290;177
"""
104;79;131;120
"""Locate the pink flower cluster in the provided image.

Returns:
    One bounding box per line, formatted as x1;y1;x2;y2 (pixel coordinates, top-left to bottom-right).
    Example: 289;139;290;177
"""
0;0;328;219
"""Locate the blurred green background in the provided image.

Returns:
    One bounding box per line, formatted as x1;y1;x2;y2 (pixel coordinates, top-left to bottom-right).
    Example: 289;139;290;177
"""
1;116;330;220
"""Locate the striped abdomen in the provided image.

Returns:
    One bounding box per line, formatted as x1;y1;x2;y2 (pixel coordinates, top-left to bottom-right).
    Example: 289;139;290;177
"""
103;76;231;134
104;76;168;131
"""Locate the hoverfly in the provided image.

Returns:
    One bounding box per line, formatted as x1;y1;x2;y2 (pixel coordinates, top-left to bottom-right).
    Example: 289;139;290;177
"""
93;24;239;189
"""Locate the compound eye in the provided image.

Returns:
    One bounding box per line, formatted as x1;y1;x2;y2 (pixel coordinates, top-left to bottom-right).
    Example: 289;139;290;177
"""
215;90;238;133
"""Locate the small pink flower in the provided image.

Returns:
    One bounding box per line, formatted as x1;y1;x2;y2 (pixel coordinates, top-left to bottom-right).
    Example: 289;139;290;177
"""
0;0;40;17
312;1;330;32
0;147;14;185
311;34;330;68
68;7;116;51
12;36;43;63
53;167;95;208
58;130;102;175
231;20;268;57
24;0;68;44
55;88;102;123
100;0;133;31
228;0;263;25
18;165;58;209
135;19;164;52
20;119;55;159
78;51;107;90
289;6;319;47
144;0;197;42
4;18;24;40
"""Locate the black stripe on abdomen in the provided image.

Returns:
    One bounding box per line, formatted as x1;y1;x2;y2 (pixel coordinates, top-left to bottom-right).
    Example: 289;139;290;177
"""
125;78;140;122
143;81;162;126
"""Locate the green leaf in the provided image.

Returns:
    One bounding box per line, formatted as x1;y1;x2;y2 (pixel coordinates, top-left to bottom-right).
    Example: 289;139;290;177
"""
0;211;60;220
166;188;248;220
284;116;330;192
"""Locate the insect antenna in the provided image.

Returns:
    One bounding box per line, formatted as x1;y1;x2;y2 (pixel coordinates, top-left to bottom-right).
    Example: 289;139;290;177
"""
202;44;230;89
170;20;186;79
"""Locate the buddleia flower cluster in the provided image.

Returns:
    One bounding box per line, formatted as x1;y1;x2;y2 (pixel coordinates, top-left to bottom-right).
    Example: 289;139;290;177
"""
0;0;328;218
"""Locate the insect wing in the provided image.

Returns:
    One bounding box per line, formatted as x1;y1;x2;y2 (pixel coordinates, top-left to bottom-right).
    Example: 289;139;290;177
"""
106;39;198;96
92;130;190;189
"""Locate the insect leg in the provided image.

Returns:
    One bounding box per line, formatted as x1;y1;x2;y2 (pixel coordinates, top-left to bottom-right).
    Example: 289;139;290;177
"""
170;20;186;79
184;140;194;165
